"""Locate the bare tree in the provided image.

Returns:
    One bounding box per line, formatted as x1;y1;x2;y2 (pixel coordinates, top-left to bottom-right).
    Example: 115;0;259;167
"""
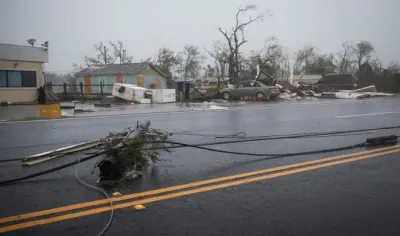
154;47;180;77
293;45;337;76
336;42;357;73
84;42;115;65
218;5;265;83
84;41;132;65
110;40;133;64
386;61;400;75
205;41;230;80
203;64;216;78
353;40;375;69
179;45;204;81
280;50;291;81
71;63;84;77
368;57;384;75
308;54;337;75
245;37;284;77
293;45;318;75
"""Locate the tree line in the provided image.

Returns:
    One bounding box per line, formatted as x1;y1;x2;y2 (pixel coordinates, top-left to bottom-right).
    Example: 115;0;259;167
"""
69;5;399;92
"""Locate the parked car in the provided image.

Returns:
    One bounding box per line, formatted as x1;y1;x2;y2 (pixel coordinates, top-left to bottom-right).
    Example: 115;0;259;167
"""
313;74;358;92
220;80;280;100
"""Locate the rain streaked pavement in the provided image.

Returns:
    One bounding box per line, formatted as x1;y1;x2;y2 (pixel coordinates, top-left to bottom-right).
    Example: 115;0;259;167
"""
1;97;400;236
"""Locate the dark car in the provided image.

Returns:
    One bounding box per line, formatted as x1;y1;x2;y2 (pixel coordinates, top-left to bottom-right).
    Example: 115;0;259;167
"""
313;74;358;92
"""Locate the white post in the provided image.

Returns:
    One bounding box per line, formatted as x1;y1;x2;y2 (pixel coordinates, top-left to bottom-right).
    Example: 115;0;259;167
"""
256;64;260;79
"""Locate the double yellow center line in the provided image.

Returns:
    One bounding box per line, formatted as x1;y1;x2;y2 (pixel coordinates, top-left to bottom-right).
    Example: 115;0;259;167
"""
0;145;399;233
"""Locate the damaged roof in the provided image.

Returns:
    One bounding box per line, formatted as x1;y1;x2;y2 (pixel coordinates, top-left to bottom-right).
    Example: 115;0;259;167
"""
76;62;166;77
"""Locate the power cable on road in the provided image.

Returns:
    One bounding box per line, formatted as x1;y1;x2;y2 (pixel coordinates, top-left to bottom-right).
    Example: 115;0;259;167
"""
0;125;399;186
0;140;380;186
0;158;22;163
161;140;367;157
75;156;114;236
1;125;399;155
0;150;112;186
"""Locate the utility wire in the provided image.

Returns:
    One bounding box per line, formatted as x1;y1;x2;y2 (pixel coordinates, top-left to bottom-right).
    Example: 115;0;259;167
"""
0;125;399;185
162;141;367;157
1;125;398;153
76;156;113;236
0;141;370;186
171;126;400;140
0;150;112;186
0;158;22;163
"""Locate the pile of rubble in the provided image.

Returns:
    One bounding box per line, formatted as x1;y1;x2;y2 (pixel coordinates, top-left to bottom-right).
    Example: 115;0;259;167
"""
276;82;395;100
316;85;395;99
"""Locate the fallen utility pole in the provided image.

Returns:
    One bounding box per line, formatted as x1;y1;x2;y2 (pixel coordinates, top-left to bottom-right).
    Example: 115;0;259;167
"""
3;121;155;186
97;120;151;181
21;121;150;166
22;140;106;166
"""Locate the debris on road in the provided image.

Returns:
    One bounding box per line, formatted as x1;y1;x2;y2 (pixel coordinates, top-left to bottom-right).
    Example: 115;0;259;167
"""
316;85;395;99
23;140;106;165
112;192;122;197
353;85;377;93
188;101;230;111
134;205;146;210
21;120;172;184
276;81;395;100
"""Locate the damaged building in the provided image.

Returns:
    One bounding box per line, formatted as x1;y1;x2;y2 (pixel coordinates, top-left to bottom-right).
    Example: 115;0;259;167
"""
75;62;169;94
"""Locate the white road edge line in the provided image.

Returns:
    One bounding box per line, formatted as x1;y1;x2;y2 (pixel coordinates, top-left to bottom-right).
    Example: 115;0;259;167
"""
335;112;399;119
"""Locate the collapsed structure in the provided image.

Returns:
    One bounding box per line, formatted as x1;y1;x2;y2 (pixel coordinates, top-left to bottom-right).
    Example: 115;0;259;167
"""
275;73;395;100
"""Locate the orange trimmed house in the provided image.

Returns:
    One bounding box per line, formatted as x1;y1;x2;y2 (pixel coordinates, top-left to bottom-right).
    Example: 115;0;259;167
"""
75;62;168;94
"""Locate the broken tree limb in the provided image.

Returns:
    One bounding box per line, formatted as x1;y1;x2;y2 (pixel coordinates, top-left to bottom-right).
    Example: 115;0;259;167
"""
98;120;151;180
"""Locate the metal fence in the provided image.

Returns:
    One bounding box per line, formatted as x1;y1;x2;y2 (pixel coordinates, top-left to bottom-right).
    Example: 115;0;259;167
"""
45;82;114;97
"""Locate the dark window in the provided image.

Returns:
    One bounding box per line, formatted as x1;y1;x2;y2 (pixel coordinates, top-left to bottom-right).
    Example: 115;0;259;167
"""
21;71;37;87
248;82;257;87
328;74;354;84
236;82;251;88
318;76;335;84
0;71;6;87
0;70;37;87
253;82;262;87
334;76;347;84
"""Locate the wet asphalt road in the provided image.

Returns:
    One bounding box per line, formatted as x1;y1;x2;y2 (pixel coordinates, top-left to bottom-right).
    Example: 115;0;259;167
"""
1;98;400;236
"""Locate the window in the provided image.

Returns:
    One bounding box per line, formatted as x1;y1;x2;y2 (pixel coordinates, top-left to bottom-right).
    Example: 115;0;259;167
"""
236;82;251;88
318;76;335;84
21;71;36;87
334;74;354;84
8;71;22;87
253;82;262;87
0;71;6;87
0;70;37;87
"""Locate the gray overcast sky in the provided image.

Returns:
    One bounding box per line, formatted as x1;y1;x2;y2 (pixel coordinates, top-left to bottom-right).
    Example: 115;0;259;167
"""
0;0;399;73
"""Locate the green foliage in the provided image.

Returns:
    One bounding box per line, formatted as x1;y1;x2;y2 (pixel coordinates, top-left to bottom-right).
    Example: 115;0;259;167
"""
154;47;180;77
307;54;337;75
113;128;171;171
